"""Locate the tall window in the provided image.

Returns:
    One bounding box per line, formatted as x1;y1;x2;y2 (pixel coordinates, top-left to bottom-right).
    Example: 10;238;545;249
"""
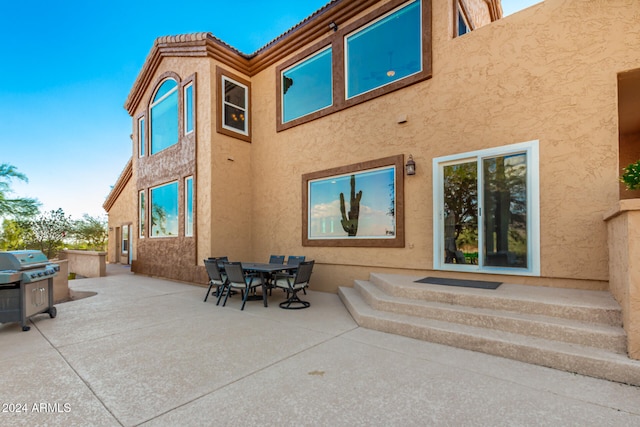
138;117;145;157
345;0;422;99
222;76;249;135
281;46;333;123
121;225;129;253
433;141;540;275
185;177;193;237
139;190;145;238
150;181;179;237
184;83;194;135
150;79;178;154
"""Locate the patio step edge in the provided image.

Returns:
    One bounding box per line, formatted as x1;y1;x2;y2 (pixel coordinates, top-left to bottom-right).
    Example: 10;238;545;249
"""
338;286;640;387
368;273;622;326
353;280;627;353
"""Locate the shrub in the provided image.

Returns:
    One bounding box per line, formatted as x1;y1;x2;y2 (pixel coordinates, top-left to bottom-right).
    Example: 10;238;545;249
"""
621;160;640;191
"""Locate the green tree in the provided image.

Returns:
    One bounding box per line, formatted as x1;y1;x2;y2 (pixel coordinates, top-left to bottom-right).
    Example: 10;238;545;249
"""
71;214;108;251
0;164;40;218
0;218;29;250
20;208;71;259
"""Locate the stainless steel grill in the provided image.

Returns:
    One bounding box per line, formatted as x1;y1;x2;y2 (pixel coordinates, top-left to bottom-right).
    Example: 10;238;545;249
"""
0;250;59;331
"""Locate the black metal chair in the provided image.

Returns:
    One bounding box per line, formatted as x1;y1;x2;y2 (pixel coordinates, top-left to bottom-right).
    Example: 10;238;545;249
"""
286;255;306;293
273;260;314;309
286;255;305;266
221;262;263;310
203;258;228;304
269;255;285;264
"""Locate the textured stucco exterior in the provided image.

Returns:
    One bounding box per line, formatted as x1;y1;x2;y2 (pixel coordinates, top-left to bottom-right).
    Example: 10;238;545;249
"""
103;160;135;265
104;0;640;351
605;200;640;358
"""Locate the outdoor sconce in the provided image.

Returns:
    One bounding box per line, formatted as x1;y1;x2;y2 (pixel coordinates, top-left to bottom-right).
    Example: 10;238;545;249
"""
329;21;338;32
405;154;416;176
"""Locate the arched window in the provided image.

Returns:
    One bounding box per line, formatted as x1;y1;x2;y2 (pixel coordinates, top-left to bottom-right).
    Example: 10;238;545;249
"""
150;79;178;154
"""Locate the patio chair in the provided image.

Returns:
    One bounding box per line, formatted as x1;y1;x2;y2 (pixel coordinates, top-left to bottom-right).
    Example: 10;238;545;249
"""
273;260;314;309
269;255;285;264
203;258;228;304
286;255;306;293
221;262;264;310
286;255;305;266
264;255;285;295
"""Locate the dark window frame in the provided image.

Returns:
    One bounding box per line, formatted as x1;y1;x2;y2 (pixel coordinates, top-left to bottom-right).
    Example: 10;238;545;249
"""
302;155;405;248
276;0;431;132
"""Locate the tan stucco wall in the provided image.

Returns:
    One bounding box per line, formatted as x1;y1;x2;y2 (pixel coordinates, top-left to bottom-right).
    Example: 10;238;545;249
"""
52;259;69;303
59;250;106;278
244;0;640;291
119;0;640;294
605;199;640;359
106;171;135;264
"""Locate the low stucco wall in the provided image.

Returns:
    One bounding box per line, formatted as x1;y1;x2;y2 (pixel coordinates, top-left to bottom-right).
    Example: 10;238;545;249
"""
52;259;69;303
58;250;107;278
604;199;640;359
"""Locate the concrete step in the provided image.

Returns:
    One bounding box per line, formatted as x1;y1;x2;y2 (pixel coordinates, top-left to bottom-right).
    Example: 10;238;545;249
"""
338;276;640;386
353;280;627;353
369;273;623;326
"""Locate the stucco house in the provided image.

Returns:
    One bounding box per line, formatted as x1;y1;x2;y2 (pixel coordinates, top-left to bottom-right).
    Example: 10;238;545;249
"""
103;0;640;379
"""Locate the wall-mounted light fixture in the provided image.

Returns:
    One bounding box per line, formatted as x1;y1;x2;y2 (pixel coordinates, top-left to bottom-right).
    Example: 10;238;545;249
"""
329;21;338;32
405;154;416;176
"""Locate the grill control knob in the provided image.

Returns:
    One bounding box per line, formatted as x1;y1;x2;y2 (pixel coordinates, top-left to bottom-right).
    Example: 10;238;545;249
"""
31;273;38;278
38;272;43;277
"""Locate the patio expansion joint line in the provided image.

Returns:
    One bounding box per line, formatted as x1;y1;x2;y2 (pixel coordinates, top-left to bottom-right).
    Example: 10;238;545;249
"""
33;321;126;427
138;327;359;425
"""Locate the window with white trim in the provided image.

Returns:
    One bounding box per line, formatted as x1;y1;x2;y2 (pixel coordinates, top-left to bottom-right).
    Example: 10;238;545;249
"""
184;83;194;135
121;224;129;253
139;190;145;238
185;176;193;237
222;76;249;135
433;141;540;276
138;117;145;157
150;79;178;154
150;181;179;237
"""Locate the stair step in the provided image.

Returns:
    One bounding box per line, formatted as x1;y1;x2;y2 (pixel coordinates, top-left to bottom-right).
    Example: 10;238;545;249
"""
354;280;627;353
370;273;623;326
339;286;640;386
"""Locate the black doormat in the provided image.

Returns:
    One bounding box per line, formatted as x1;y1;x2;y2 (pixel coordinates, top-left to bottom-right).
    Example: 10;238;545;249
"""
415;276;502;290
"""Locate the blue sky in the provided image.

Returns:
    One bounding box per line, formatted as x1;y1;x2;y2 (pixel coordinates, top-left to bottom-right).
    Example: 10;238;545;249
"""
0;0;539;220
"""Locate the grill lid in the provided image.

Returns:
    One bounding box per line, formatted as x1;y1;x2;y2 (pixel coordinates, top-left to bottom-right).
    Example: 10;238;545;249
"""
0;250;50;271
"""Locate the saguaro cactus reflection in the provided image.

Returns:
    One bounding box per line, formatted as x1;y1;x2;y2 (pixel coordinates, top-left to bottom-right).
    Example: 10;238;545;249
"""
339;174;362;236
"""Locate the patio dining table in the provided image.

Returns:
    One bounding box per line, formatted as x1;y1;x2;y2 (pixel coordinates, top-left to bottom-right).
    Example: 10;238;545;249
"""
228;262;298;308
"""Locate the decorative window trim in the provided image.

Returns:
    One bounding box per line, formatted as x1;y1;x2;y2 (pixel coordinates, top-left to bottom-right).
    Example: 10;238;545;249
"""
121;224;129;254
149;74;180;155
137;115;146;158
280;45;333;124
277;0;431;132
183;82;194;136
185;176;194;237
216;66;251;142
302;155;405;247
344;0;423;100
149;180;180;238
139;190;146;238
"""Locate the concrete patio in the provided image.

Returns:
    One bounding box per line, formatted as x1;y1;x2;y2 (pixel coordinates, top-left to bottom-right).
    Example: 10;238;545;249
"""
1;265;639;426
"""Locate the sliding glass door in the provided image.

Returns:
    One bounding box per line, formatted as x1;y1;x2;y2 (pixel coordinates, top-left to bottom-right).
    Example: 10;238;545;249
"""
434;141;539;275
